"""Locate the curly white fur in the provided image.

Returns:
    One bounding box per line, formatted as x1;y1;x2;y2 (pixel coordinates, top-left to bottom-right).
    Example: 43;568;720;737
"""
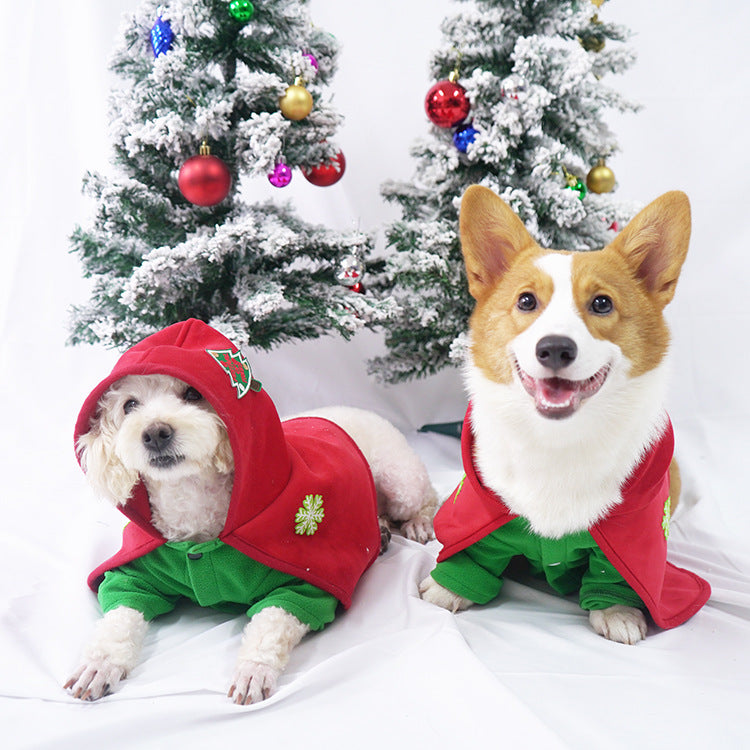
68;374;437;703
228;607;310;705
76;375;233;514
64;606;147;700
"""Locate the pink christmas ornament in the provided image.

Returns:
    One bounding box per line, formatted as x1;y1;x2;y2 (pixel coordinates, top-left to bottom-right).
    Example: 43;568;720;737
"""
268;162;293;188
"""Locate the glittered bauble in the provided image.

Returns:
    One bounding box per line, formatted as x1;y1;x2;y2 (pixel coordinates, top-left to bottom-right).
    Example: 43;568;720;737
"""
279;81;314;121
302;151;346;187
586;159;616;194
228;0;255;21
303;52;319;71
453;124;479;153
424;80;470;128
150;17;174;57
178;142;232;206
500;74;527;103
336;255;365;288
268;162;293;188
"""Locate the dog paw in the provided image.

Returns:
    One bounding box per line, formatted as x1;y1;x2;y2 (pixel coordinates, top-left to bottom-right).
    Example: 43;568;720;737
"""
401;516;434;544
589;605;647;645
379;520;392;554
64;658;125;701
418;575;474;613
228;660;281;705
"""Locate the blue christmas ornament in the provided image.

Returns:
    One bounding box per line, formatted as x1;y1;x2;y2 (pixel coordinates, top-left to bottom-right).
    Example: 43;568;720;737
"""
452;124;479;153
150;17;174;58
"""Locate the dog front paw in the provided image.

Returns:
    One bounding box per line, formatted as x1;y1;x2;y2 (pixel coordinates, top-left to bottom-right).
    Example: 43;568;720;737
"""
589;605;647;645
418;575;474;613
64;658;125;701
228;660;281;705
401;515;434;544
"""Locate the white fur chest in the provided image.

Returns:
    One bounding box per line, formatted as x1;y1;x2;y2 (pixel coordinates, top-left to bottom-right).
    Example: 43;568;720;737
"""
465;363;669;538
145;470;234;542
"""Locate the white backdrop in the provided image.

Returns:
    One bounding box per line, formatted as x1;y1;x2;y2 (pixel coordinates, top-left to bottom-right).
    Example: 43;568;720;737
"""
1;2;749;748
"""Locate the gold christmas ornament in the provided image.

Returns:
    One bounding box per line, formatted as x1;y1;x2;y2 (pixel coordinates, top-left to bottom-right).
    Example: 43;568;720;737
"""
279;77;313;120
591;0;605;7
586;159;616;194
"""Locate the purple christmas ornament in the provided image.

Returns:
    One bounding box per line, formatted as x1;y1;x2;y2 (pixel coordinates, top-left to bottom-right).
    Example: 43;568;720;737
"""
303;52;319;71
268;162;293;187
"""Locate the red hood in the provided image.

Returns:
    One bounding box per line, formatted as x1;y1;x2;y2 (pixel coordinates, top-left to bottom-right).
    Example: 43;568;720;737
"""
76;319;380;607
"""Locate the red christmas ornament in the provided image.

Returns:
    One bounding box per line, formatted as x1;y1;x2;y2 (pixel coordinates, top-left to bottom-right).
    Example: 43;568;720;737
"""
302;151;346;187
178;141;232;206
424;76;470;128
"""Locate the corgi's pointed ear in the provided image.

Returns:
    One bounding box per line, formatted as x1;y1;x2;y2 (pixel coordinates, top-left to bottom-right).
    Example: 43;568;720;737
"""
459;185;536;300
611;191;691;308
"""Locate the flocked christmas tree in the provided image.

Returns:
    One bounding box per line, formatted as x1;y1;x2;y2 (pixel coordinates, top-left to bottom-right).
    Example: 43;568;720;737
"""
372;0;638;382
70;0;393;350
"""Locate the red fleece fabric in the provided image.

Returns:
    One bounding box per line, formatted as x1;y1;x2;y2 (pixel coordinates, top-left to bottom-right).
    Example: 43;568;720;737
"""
75;319;381;608
434;405;711;629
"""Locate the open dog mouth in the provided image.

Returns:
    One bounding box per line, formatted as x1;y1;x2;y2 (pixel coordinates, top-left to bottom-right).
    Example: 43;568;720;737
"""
148;454;185;469
516;362;610;419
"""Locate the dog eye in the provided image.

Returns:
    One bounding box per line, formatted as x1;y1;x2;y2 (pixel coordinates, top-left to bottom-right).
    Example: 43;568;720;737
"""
517;293;537;312
590;295;614;315
183;387;203;402
123;399;139;414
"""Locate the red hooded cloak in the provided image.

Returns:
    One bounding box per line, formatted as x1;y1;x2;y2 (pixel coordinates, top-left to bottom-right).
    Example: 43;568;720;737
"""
434;405;711;629
75;319;380;609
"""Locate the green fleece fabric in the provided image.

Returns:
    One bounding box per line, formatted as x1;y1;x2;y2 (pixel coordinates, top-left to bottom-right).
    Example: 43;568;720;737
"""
97;539;338;630
431;517;644;611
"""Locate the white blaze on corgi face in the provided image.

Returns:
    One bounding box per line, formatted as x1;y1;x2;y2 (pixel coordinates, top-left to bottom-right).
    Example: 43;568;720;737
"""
509;252;622;419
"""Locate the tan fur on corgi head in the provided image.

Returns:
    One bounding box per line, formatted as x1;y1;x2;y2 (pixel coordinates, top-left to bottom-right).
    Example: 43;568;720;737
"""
461;186;690;415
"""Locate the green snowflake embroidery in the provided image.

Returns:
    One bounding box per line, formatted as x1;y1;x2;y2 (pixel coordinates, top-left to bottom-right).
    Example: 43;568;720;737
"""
662;495;671;540
295;494;325;536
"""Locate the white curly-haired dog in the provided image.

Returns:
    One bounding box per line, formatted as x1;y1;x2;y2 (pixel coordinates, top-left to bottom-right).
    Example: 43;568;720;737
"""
66;373;436;704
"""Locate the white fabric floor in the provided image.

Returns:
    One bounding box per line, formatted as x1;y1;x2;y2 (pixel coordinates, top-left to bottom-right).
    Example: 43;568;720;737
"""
2;1;749;748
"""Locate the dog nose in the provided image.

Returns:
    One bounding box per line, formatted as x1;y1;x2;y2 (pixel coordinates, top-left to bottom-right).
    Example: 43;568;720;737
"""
142;422;174;453
536;335;577;371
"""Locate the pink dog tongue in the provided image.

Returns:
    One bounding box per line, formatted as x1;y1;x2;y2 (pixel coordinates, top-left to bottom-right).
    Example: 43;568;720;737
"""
535;378;580;413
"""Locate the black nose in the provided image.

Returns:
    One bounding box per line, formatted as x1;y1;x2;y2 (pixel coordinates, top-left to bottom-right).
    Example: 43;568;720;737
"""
142;423;174;453
536;335;577;371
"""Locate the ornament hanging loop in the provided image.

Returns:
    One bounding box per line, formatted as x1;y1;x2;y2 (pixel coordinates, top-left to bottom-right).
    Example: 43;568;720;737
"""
448;49;463;83
561;165;577;187
186;95;211;149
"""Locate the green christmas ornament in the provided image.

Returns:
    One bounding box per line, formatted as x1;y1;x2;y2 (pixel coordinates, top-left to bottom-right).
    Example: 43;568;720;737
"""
228;0;254;22
563;167;587;200
566;178;587;200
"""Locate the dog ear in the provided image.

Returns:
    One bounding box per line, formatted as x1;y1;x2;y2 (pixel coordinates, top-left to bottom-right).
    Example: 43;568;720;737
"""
459;185;537;300
211;421;234;475
77;427;139;507
609;191;691;309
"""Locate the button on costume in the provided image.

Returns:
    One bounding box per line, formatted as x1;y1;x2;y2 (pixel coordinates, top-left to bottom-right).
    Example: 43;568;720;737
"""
75;319;381;630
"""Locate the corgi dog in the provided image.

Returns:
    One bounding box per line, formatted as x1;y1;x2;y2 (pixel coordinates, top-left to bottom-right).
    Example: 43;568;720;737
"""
419;186;710;644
